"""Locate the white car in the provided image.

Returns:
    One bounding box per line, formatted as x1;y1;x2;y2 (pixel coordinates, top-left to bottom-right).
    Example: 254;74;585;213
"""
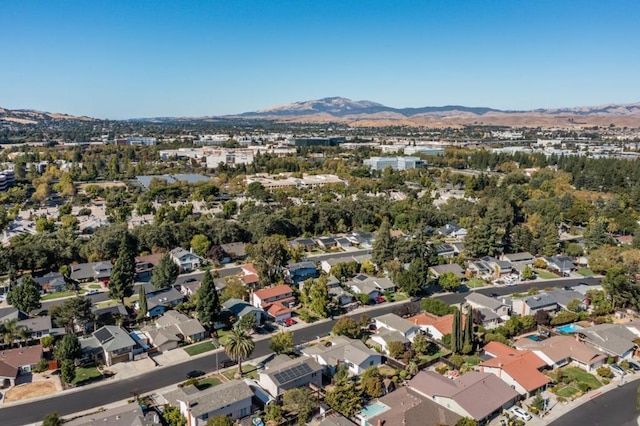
85;289;100;295
509;406;532;421
610;364;626;376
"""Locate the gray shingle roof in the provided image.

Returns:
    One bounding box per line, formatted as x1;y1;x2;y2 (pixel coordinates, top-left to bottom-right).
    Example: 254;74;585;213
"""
302;336;378;366
580;324;637;356
264;357;323;387
85;325;136;353
376;313;417;335
166;380;254;418
465;293;506;311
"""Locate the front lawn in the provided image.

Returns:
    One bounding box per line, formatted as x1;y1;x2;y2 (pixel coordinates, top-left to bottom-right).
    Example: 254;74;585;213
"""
534;269;558;279
196;376;222;390
95;300;119;308
42;290;83;300
184;341;219;356
466;278;486;288
221;364;258;380
463;355;481;366
556;385;579;398
88;284;102;289
73;366;103;386
390;293;408;302
562;367;602;389
577;268;595;277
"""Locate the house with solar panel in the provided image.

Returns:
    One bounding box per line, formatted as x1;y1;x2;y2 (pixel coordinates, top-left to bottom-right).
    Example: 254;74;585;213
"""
258;355;323;397
78;325;137;366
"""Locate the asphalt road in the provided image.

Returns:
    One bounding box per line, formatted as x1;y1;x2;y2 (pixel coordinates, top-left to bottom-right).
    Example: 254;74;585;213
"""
549;380;640;426
435;276;601;305
0;301;404;426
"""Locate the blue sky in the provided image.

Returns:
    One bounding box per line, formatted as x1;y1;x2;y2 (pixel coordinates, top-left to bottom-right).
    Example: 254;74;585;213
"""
1;1;638;119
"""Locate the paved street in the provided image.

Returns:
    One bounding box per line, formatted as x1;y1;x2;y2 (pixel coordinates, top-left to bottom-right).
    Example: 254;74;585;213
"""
0;301;403;426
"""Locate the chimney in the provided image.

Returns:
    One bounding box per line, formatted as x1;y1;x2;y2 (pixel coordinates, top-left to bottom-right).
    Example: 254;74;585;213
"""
377;420;383;426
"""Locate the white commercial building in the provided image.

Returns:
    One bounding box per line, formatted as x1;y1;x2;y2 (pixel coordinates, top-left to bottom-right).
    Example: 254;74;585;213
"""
363;156;426;171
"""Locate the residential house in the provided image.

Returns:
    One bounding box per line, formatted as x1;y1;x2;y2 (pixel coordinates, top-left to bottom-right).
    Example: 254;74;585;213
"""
466;260;494;278
70;261;113;283
301;336;382;376
433;244;456;259
347;230;375;248
0;307;28;323
165;380;254;425
220;242;247;261
335;237;352;249
30;272;67;293
144;310;206;352
370;328;410;354
362;387;461;426
0;345;43;387
511;293;558;316
480;341;551;398
480;256;513;277
65;403;161;426
501;252;535;264
170;247;204;272
438;223;467;239
408;371;519;423
222;299;264;324
139;287;184;318
407;312;464;340
374;313;421;343
285;261;318;284
18;316;60;339
79;326;136;366
428;264;465;280
251;285;296;322
316;237;338;249
328;284;354;306
514;335;607;372
239;263;260;288
289;237;316;251
465;293;510;319
543;256;577;276
348;274;396;300
135;253;163;282
578;324;637;360
546;288;588;311
451;242;465;255
259;355;323;397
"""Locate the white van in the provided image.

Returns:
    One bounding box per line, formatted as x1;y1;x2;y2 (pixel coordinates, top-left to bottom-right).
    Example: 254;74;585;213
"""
509;406;532;421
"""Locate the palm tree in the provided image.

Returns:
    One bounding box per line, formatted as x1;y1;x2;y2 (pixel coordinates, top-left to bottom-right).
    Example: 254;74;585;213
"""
224;327;255;378
0;319;26;348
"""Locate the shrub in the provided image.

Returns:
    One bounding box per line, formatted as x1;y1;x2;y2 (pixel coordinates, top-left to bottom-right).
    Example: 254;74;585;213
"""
602;378;611;385
33;359;49;373
607;357;615;365
435;364;448;375
562;376;572;385
399;370;408;380
550;310;579;326
557;397;567;404
577;383;591;392
597;366;612;378
449;354;465;369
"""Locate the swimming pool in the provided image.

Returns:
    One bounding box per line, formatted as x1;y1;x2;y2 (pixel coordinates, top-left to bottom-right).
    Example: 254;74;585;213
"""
556;324;582;333
360;401;390;419
527;335;541;341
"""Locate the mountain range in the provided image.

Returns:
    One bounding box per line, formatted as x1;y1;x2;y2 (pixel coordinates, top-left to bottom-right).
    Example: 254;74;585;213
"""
2;97;640;128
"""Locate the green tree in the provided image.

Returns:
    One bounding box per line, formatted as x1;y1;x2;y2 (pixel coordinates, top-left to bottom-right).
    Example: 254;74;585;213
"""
283;387;316;425
361;367;384;398
222;200;238;218
220;276;248;302
331;317;361;339
456;418;478;426
451;309;462;354
35;216;56;233
521;265;534;280
308;276;329;318
0;318;30;348
264;402;283;424
372;219;394;267
439;272;461;292
224;327;255;377
190;234;211;257
196;271;221;327
237;313;257;332
54;334;81;362
567;299;583;312
387;341;406;359
246;235;290;285
325;379;362;418
137;286;148;319
161;405;186;426
54;297;93;334
270;330;294;354
108;234;136;303
411;333;429;354
150;252;179;289
42;412;63;426
61;359;76;384
206;416;233;426
7;274;42;313
421;298;456;316
463;307;474;354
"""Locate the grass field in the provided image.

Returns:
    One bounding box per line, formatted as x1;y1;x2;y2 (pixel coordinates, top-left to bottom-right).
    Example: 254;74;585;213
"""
556;385;579;398
534;269;558;279
221;364;258;380
577;268;595;277
42;290;85;300
88;284;102;289
196;376;222;390
184;341;219;356
73;366;103;386
563;367;602;389
466;278;486;288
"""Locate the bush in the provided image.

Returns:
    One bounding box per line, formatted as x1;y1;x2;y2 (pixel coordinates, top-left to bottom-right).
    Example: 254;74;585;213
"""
421;298;456;316
577;383;591;392
435;364;448;375
550;310;579;326
597;366;612;378
607;357;615;365
449;354;465;369
557;396;567;404
33;359;49;373
602;378;611;385
399;370;408;380
562;376;572;385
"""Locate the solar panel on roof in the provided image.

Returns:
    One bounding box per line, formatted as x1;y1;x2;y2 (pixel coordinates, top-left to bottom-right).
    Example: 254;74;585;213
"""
95;327;114;344
355;274;368;281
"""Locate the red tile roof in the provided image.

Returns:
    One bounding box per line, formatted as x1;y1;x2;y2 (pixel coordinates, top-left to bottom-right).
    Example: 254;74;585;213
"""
267;302;293;317
481;342;550;393
254;285;294;301
408;313;466;336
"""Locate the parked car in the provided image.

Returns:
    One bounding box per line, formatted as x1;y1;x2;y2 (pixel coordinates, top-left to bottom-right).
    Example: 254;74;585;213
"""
627;361;640;371
219;360;237;368
374;296;386;304
186;370;205;379
508;406;532;421
610;364;626;376
283;318;296;327
86;289;100;295
368;324;377;331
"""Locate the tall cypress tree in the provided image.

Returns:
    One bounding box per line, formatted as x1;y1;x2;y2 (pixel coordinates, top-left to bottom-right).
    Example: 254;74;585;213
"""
451;309;460;354
109;234;136;304
463;307;474;354
150;253;179;289
137;285;148;319
196;271;221;328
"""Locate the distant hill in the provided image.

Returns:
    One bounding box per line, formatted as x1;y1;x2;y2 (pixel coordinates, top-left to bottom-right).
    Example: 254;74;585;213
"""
0;107;96;125
231;97;640;128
